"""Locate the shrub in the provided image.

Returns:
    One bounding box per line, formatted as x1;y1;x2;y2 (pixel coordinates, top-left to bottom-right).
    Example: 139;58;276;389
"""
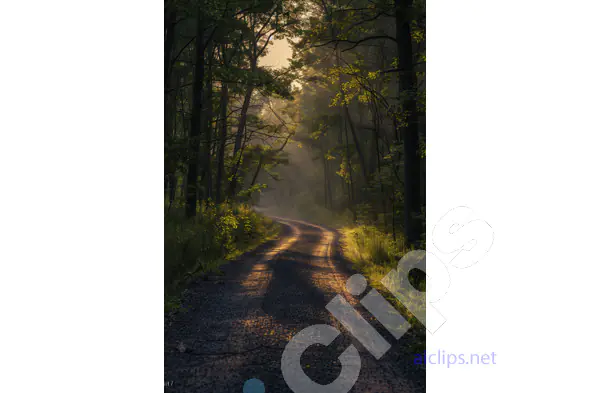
164;202;277;311
340;225;426;338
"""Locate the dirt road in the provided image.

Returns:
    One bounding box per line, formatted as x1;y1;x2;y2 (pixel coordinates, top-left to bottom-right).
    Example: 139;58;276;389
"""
164;218;425;392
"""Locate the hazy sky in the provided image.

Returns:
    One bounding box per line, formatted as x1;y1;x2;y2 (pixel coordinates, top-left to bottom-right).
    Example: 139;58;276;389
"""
259;38;292;69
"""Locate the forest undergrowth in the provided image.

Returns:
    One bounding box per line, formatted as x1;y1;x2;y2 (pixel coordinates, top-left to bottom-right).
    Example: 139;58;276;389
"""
340;224;427;350
164;202;278;312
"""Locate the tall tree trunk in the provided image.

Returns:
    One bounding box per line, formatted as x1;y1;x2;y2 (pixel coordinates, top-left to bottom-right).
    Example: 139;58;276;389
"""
164;5;177;197
168;174;177;211
344;105;369;183
333;48;356;218
202;41;214;201
185;21;205;218
228;20;260;200
319;137;330;209
215;82;229;204
227;84;254;198
323;156;329;208
371;100;388;231
164;5;176;91
233;85;254;157
250;154;264;187
397;0;421;245
344;120;357;222
337;123;347;200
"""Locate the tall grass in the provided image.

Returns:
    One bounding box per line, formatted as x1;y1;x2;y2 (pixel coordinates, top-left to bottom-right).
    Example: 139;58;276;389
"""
341;225;426;350
342;225;408;267
165;202;278;311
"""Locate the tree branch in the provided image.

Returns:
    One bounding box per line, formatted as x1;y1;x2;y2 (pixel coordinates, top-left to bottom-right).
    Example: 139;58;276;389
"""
312;35;397;51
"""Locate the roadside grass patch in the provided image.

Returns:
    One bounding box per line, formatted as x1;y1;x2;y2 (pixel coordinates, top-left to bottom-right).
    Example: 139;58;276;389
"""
340;225;426;351
165;202;279;312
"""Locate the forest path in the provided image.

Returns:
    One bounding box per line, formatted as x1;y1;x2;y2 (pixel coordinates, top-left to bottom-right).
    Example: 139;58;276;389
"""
164;218;424;393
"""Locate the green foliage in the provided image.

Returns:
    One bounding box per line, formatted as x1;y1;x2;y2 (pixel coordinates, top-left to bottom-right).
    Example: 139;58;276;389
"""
238;183;268;198
411;23;425;43
341;225;426;346
342;225;408;268
419;138;426;159
164;203;278;311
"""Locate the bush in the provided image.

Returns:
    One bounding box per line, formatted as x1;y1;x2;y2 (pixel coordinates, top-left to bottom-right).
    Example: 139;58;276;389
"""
342;225;408;268
341;225;426;338
164;202;278;311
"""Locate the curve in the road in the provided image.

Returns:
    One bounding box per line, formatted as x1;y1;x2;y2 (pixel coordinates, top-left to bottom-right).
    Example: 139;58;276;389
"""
164;217;424;393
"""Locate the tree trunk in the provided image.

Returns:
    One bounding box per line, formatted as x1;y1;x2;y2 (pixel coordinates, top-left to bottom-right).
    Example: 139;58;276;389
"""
233;86;254;157
168;174;177;211
371;100;388;231
164;6;176;92
227;84;254;198
319;137;331;209
344;120;356;222
397;0;421;245
250;154;264;187
344;105;369;184
164;5;177;192
185;21;205;218
215;82;229;204
202;41;214;201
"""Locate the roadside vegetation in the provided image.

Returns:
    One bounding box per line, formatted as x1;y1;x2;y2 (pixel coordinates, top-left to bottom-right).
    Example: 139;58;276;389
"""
165;203;278;312
340;225;426;351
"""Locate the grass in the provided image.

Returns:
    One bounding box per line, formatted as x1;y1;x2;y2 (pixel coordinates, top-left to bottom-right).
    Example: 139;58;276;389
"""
340;225;426;352
164;202;279;312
